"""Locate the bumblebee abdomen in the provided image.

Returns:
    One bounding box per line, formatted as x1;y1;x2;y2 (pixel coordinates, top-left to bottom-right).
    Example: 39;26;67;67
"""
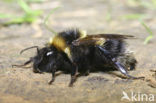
102;39;126;56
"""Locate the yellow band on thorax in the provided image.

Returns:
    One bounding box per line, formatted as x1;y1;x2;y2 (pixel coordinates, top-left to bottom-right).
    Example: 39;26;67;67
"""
48;35;72;60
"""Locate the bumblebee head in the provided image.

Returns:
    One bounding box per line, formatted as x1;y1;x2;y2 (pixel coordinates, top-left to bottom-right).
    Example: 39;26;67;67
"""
32;45;59;73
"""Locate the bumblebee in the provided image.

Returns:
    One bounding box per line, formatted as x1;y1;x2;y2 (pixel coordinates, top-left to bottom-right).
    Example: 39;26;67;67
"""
13;29;144;87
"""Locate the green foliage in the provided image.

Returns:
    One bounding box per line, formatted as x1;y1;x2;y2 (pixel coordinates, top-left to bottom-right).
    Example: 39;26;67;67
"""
0;0;42;25
0;13;16;18
3;0;44;3
105;8;112;22
26;0;45;3
43;7;60;35
127;0;156;9
151;0;156;7
121;0;155;44
3;0;16;2
121;14;145;20
140;21;154;44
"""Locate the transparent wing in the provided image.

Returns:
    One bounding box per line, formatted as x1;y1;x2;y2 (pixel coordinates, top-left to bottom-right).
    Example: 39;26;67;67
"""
72;34;134;46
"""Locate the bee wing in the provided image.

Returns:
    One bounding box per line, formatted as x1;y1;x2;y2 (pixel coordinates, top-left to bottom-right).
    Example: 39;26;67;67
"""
87;34;134;39
72;34;134;46
72;37;99;46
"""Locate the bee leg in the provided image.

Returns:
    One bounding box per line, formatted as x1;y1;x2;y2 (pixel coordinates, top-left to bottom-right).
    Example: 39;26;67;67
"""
114;61;144;79
48;64;56;85
69;64;78;87
12;58;32;68
48;70;56;85
96;45;144;79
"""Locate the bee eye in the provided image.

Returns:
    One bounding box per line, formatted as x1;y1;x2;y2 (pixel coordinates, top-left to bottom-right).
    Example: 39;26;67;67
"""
46;51;53;56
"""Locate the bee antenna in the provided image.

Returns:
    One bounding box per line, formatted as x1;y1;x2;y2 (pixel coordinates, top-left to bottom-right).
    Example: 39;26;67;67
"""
20;46;39;54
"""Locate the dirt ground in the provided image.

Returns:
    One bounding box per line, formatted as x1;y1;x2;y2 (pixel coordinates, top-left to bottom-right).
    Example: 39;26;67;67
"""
0;0;156;103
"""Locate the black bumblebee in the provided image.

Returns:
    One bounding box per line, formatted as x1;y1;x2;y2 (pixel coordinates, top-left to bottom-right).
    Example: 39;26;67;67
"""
13;29;144;86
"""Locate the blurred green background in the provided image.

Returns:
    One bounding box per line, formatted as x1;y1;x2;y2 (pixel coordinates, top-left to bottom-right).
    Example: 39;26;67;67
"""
0;0;155;44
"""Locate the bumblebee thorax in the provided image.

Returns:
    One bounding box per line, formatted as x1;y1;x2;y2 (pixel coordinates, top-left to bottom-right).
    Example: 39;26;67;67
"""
49;35;67;51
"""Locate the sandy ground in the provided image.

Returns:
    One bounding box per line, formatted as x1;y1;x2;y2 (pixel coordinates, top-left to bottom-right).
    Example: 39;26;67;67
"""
0;0;156;103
